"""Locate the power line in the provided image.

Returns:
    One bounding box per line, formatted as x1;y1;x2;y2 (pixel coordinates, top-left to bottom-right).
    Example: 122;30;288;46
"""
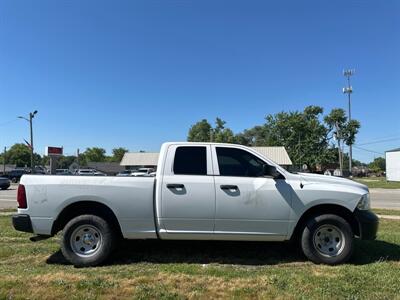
356;137;400;146
353;145;384;155
356;133;400;144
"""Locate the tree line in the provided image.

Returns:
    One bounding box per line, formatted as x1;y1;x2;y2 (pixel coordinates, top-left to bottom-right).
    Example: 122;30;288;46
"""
0;145;128;169
187;105;366;172
0;105;386;172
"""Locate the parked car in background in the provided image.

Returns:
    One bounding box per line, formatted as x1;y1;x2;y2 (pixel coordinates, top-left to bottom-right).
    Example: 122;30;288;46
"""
75;169;106;176
7;169;30;183
56;169;72;175
116;170;132;177
0;177;11;190
130;168;155;176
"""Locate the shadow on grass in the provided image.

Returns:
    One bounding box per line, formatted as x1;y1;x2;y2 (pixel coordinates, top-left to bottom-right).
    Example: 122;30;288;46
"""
46;238;400;266
351;239;400;264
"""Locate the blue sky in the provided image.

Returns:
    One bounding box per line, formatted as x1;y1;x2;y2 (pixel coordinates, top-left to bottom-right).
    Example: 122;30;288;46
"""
0;0;399;162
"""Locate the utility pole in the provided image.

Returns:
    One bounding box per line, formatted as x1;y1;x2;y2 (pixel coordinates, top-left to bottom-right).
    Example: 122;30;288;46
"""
18;110;38;171
334;122;343;176
77;148;80;170
2;147;6;175
343;69;354;176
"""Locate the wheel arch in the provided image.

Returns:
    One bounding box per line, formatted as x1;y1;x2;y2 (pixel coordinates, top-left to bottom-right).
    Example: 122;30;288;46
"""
290;204;359;241
51;201;122;238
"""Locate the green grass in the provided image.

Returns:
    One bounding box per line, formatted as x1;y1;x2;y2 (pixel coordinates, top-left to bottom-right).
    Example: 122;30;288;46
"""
373;209;400;216
0;216;399;299
353;177;400;189
0;208;16;213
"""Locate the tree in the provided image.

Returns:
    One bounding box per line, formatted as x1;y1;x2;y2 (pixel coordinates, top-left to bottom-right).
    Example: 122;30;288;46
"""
57;156;78;169
235;125;269;146
84;147;106;162
186;106;361;172
324;109;360;146
110;147;128;162
351;158;366;167
77;152;88;166
187;118;236;143
40;155;48;166
368;157;385;173
213;118;236;143
236;106;331;171
5;143;36;167
324;108;361;174
268;106;331;170
187;119;212;142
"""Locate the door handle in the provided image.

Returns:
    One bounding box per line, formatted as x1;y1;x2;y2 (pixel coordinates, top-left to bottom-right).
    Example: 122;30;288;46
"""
220;185;238;190
167;183;185;189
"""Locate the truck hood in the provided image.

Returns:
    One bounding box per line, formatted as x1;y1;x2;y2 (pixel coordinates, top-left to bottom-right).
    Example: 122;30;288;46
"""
297;172;369;193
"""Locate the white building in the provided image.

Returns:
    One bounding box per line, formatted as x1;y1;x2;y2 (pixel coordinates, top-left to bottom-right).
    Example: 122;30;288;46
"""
120;146;292;169
386;148;400;182
120;152;160;169
251;146;292;166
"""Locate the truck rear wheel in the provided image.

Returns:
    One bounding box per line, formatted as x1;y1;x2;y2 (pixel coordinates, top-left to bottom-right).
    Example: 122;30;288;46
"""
301;214;354;265
61;214;115;267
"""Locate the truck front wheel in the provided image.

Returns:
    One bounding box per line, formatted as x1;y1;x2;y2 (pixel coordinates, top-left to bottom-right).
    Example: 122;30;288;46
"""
61;214;115;267
301;214;354;265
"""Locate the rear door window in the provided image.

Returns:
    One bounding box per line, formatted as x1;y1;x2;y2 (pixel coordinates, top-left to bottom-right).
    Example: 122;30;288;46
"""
173;146;207;175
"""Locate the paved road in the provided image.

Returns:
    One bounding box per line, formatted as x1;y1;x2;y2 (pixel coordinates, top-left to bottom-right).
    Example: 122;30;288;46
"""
370;189;400;210
0;184;18;209
1;184;400;210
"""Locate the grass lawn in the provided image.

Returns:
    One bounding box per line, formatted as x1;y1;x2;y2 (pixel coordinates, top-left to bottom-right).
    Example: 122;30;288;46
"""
353;177;400;189
0;215;399;299
373;209;400;216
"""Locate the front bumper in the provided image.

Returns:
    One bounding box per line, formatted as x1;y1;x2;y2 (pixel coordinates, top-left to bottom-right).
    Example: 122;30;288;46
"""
12;214;33;233
354;209;379;240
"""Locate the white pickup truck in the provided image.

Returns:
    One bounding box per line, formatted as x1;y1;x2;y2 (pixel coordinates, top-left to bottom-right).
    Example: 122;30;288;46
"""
13;142;378;267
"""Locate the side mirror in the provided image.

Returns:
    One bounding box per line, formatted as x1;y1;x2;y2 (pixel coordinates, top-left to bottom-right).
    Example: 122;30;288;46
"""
263;164;281;179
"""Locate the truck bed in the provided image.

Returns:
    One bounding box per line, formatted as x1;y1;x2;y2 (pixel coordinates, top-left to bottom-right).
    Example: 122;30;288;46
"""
19;175;157;239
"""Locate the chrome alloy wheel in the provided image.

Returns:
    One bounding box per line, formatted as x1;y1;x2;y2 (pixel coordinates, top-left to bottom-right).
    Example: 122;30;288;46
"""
70;225;103;257
312;224;346;257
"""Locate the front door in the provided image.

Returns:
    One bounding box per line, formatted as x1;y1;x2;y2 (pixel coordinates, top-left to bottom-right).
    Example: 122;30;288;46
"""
213;146;292;239
160;145;215;235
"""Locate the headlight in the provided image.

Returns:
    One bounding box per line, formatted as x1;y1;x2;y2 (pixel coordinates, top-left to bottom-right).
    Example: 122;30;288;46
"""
357;193;370;210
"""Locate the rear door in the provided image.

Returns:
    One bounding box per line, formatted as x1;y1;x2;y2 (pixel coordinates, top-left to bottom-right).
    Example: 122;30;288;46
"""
160;145;215;235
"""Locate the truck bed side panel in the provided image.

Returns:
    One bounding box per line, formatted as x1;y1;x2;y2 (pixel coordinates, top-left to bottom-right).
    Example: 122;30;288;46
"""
19;175;157;239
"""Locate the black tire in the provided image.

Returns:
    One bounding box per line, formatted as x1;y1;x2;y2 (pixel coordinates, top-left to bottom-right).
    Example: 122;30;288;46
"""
61;214;116;267
300;214;354;265
11;177;17;183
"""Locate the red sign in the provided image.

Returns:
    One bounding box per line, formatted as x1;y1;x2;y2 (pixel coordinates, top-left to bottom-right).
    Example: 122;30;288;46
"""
46;146;63;156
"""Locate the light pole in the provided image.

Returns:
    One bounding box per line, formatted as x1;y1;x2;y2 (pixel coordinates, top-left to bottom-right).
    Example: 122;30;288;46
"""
2;146;6;175
343;69;354;175
18;110;38;170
